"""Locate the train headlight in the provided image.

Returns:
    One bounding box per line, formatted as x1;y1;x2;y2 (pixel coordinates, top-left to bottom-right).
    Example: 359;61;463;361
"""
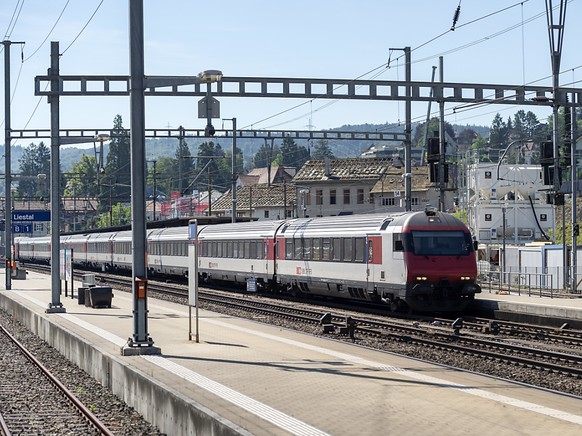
460;276;473;281
415;276;427;281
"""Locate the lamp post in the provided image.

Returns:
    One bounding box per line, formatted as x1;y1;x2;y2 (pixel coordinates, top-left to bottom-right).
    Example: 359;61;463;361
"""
93;134;110;184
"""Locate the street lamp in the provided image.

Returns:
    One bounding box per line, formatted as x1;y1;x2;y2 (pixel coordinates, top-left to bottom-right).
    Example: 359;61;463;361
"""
93;133;110;184
198;70;223;137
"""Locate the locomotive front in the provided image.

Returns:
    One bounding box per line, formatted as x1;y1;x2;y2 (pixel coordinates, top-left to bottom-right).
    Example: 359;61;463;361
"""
399;210;481;312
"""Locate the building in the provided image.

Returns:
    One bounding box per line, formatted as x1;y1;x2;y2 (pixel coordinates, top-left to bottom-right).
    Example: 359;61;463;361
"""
369;165;449;212
211;184;296;220
466;163;554;244
292;158;454;217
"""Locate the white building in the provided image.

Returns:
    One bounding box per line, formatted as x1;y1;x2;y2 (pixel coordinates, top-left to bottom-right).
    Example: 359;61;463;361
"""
466;163;555;244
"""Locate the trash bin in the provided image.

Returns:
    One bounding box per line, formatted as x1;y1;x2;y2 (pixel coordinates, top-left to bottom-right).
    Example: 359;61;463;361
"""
88;286;113;308
78;287;87;305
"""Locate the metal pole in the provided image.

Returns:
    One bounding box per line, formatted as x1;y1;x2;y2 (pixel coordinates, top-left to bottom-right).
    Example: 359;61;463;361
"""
48;41;65;312
232;117;237;223
438;56;446;212
420;66;437;167
207;165;212;216
3;41;13;290
152;160;157;221
571;92;578;292
502;206;506;285
404;47;412;212
124;0;159;353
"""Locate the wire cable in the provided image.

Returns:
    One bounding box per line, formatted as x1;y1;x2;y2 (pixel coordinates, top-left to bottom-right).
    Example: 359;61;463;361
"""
61;0;104;55
23;0;70;61
3;0;25;40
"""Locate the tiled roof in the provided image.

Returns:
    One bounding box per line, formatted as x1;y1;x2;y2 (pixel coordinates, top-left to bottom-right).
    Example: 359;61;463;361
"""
293;158;391;182
212;184;297;211
370;165;432;194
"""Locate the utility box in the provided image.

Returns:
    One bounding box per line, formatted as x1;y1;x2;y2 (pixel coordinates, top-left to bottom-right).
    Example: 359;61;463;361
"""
82;274;96;287
87;286;113;308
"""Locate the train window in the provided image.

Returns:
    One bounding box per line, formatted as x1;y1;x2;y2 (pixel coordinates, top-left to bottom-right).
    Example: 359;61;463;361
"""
233;241;239;258
394;234;404;252
332;238;342;261
286;239;293;259
250;241;257;259
343;238;353;262
312;238;321;261
243;241;249;258
303;238;311;260
322;238;331;260
355;238;365;262
227;241;233;258
294;238;303;260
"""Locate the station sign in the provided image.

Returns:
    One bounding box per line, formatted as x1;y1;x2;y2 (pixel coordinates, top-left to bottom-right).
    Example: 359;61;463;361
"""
12;210;51;222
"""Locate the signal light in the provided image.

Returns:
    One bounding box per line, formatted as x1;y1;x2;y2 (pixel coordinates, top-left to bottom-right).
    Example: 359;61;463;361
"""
204;123;215;136
427;137;440;163
540;141;553;164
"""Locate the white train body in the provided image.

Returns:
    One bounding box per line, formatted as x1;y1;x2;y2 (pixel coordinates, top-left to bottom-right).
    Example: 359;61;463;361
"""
15;210;480;313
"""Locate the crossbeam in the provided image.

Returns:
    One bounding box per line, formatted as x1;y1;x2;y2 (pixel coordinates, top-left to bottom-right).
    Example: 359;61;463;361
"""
10;128;405;142
34;74;581;107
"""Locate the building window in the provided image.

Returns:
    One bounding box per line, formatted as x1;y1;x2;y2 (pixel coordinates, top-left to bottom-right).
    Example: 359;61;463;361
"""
357;189;364;204
343;189;350;204
382;197;395;206
305;192;311;205
411;197;419;206
330;189;336;205
264;210;270;218
316;190;323;205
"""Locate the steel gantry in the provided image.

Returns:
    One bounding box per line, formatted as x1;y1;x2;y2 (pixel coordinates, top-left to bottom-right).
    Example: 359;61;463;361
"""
27;0;582;349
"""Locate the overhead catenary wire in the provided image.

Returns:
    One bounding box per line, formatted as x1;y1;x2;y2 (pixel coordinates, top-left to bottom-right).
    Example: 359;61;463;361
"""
244;1;534;131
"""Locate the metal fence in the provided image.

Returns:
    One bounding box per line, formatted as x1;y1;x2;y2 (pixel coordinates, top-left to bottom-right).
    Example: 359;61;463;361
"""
476;262;581;297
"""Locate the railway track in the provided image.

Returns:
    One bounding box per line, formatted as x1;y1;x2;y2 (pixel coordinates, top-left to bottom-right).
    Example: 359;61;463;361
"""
0;323;114;435
22;264;582;394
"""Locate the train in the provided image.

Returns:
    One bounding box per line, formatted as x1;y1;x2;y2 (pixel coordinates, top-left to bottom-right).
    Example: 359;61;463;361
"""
14;208;481;313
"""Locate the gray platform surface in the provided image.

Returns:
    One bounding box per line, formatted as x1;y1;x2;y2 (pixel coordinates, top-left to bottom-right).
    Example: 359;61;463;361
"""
1;270;581;436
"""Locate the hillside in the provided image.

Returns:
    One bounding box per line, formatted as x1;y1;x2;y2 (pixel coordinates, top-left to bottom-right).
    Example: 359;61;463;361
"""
1;122;489;175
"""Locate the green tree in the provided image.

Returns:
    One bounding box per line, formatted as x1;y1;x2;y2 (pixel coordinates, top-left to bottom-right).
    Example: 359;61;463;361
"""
488;113;508;150
96;203;131;228
175;126;195;195
105;115;131;206
279;136;309;169
16;141;51;201
253;140;279;168
311;139;335;159
65;155;100;198
149;156;175;199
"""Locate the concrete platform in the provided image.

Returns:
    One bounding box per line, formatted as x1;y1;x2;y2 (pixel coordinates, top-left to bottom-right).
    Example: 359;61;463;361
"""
471;287;582;328
1;271;582;436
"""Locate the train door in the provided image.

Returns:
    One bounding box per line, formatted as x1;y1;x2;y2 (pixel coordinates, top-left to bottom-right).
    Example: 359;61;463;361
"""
366;236;374;291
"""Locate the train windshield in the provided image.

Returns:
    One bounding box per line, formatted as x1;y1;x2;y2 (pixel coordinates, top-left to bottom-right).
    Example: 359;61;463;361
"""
407;230;472;256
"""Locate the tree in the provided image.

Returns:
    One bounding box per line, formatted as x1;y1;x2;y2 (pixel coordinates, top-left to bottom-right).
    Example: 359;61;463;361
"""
488;113;508;150
96;202;131;228
311;139;335;159
279;136;309;169
65;155;100;198
175;126;194;195
105;115;131;205
16;141;51;201
253;140;279;168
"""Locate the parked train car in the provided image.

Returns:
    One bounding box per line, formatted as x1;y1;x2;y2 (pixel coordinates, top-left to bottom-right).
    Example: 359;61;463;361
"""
14;208;480;313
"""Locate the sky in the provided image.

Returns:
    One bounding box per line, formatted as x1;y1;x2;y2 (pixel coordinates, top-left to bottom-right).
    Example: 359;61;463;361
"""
1;0;581;148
